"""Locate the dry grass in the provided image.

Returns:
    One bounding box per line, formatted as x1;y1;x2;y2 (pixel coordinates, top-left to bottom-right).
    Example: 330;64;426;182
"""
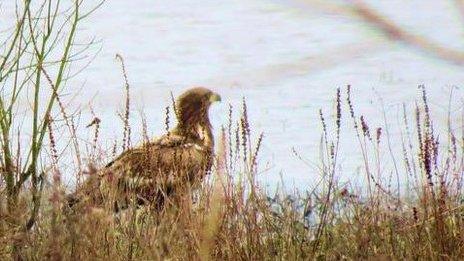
1;83;464;260
4;1;464;259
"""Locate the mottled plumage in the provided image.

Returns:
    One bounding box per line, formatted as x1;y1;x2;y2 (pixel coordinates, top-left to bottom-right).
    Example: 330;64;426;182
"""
68;87;221;211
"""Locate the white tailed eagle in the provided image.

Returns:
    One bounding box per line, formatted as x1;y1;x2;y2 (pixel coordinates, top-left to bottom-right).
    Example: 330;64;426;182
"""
68;87;221;211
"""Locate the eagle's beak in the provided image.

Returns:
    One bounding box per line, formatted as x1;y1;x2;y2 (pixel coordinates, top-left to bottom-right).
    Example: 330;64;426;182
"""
209;93;221;103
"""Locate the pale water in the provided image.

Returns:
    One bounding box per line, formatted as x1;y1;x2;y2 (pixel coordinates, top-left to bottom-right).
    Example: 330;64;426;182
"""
2;0;464;190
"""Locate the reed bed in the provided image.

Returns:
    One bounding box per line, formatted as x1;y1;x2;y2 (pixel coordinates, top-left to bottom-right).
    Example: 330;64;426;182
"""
2;81;464;260
2;1;464;259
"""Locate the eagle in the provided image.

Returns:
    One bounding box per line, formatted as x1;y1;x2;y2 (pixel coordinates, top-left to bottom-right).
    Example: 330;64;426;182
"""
67;87;221;212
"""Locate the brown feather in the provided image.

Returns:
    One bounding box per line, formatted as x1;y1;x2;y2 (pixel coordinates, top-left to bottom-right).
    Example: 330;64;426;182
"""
67;87;221;212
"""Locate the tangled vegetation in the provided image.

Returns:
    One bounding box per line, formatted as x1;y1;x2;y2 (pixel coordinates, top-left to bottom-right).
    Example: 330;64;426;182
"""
1;1;464;260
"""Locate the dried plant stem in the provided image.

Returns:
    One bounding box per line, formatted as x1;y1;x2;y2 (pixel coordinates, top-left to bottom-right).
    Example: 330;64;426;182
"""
116;53;131;151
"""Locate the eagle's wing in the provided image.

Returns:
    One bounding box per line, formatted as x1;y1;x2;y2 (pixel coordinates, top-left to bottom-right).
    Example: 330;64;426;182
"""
99;132;212;209
104;132;188;168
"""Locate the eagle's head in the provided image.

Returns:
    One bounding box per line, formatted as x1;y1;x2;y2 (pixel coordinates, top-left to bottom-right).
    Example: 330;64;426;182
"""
175;87;221;145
